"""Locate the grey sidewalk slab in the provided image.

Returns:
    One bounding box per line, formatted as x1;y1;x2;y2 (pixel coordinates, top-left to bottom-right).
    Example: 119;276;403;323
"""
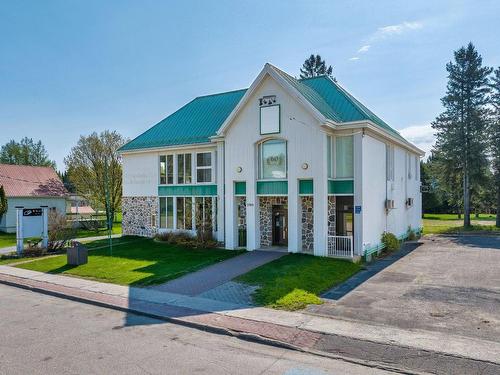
151;250;285;296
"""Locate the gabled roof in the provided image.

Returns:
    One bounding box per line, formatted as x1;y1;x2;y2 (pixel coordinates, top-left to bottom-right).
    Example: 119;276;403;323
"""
0;164;67;198
120;63;408;152
120;89;247;151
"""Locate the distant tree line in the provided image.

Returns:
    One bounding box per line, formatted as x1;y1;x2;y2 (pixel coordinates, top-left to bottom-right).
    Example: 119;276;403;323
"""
422;43;500;227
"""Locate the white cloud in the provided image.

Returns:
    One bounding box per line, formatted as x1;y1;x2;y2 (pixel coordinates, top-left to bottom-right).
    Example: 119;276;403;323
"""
349;57;360;61
357;45;370;53
399;123;436;158
370;21;423;41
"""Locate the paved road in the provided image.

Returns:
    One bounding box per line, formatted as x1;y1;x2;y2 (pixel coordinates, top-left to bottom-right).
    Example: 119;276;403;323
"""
308;234;500;343
0;284;392;375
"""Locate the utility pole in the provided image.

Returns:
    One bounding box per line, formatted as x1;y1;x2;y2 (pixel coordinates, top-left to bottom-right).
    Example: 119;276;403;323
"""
104;155;113;256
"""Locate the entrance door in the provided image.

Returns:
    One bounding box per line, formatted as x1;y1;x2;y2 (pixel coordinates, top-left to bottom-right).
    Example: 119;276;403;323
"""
335;196;354;237
272;206;288;246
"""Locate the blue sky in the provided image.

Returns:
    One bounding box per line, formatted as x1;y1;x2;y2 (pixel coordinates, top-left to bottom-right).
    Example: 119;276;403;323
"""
1;0;499;169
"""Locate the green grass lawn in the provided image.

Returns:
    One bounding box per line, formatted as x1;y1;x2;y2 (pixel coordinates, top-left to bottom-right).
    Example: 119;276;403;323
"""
16;237;244;286
0;232;16;248
423;213;499;234
237;254;361;311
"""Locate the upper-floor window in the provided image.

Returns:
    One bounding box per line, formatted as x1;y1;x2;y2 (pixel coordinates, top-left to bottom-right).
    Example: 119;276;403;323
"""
407;152;412;180
415;155;419;180
196;152;212;183
177;153;192;184
160;155;174;184
386;144;395;181
259;139;287;179
327;135;354;179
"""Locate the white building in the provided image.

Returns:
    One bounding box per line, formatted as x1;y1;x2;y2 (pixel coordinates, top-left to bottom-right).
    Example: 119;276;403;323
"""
0;164;68;233
119;64;423;259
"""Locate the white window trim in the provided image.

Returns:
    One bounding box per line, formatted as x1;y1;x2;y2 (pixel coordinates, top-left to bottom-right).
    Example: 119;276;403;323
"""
258;139;288;180
195;151;214;184
332;135;354;180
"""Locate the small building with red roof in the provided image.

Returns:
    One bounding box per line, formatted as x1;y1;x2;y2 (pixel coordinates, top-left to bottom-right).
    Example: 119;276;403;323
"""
0;164;68;233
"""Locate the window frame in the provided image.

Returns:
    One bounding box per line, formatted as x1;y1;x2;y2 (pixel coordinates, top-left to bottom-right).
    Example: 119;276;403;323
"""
386;144;395;182
258;138;287;180
195;151;213;184
259;104;281;135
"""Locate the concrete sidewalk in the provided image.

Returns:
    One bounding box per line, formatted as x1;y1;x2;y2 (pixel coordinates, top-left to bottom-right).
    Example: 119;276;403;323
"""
151;250;285;296
0;265;499;374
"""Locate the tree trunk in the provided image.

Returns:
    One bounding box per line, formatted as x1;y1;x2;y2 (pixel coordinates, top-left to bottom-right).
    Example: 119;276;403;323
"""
463;170;471;227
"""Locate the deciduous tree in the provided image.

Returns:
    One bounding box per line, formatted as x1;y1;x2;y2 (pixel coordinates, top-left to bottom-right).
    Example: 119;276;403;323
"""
0;137;55;168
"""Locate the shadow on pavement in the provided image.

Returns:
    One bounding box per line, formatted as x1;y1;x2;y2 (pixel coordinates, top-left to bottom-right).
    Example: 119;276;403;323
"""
445;234;500;250
321;241;422;301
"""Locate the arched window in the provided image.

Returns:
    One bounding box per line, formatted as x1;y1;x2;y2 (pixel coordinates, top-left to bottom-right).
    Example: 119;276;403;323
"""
258;139;287;179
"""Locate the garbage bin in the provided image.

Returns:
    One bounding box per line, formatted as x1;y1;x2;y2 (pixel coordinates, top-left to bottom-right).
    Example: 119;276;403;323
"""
67;243;88;265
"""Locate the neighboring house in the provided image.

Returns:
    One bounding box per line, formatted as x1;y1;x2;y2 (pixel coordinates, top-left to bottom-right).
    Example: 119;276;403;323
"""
119;63;423;259
0;164;68;233
67;194;96;216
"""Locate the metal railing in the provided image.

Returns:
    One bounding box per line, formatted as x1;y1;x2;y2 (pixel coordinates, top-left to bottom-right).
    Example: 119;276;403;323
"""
327;235;354;258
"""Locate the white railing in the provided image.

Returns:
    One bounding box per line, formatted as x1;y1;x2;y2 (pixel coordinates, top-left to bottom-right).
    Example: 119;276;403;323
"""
327;235;354;258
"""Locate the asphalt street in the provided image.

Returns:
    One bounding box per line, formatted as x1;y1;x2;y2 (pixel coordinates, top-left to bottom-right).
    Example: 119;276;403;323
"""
0;284;392;375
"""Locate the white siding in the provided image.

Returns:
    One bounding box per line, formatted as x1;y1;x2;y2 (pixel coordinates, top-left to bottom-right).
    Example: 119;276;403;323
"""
0;197;66;233
223;74;326;252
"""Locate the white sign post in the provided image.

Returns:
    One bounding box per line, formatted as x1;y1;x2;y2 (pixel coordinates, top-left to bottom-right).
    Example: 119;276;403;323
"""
15;206;49;256
16;206;24;256
41;206;49;248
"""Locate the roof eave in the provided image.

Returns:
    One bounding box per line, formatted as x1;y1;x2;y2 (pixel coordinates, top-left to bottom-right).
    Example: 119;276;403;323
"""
324;120;425;157
118;141;216;155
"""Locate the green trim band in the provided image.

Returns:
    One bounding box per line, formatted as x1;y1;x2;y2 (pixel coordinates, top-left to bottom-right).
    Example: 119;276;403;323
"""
298;179;313;195
257;180;288;195
328;179;354;195
234;181;246;196
158;184;217;196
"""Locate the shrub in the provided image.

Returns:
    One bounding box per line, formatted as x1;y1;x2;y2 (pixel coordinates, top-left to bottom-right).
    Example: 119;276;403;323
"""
381;232;400;251
407;227;417;241
48;211;76;251
155;231;218;249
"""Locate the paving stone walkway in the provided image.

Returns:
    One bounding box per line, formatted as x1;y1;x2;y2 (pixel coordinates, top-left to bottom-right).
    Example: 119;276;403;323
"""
198;281;258;306
151;250;285;296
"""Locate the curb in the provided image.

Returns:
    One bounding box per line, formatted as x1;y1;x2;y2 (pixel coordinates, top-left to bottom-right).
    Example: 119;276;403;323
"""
1;273;499;375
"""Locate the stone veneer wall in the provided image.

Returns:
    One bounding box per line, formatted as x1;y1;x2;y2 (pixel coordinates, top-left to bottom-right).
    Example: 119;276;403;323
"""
259;196;288;247
301;196;314;253
122;196;159;237
328;196;336;236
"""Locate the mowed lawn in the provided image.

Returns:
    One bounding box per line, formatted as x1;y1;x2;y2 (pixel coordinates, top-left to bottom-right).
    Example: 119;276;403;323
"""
237;254;361;311
0;232;16;248
423;213;498;234
16;237;244;286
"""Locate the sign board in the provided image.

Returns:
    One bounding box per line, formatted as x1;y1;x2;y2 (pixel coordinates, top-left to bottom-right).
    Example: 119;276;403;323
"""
355;205;362;214
23;208;42;217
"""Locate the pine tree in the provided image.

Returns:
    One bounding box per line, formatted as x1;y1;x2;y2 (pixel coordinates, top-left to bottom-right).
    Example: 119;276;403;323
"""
300;54;334;79
0;185;7;223
431;43;492;227
489;67;500;227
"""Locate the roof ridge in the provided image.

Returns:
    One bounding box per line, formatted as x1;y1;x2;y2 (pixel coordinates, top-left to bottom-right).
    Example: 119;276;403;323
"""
195;88;248;100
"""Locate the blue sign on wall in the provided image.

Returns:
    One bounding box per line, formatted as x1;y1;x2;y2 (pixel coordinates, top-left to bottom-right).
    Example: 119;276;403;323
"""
355;205;362;214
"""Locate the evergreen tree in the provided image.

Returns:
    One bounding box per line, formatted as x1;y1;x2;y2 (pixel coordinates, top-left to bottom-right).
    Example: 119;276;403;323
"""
489;67;500;227
300;54;334;79
431;43;492;227
0;137;55;168
0;185;7;223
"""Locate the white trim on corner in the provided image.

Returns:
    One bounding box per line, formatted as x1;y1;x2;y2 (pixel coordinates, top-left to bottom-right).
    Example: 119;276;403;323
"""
323;120;425;157
216;63;326;137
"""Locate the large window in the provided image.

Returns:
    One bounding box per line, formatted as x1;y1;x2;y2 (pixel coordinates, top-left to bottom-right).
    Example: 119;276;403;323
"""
160;156;166;184
196;152;212;183
327;135;354;179
159;197;174;229
335;136;353;179
259;139;287;179
176;197;193;230
195;197;214;232
177;153;192;184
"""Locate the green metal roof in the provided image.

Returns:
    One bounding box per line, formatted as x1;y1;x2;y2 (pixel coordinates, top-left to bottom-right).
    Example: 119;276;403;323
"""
120;67;404;152
120;89;247;151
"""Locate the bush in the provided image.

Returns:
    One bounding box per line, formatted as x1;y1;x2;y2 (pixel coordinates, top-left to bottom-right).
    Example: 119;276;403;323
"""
155;231;218;249
407;227;417;241
48;211;76;251
381;232;400;251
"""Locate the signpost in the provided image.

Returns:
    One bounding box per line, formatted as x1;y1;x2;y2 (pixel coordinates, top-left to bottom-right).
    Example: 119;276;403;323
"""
15;206;49;256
